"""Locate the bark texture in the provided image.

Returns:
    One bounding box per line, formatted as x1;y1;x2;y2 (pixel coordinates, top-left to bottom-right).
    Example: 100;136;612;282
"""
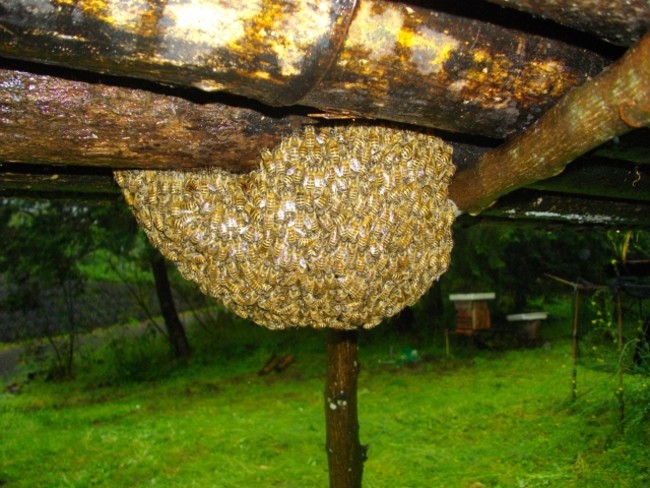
150;251;191;360
485;0;650;46
0;68;307;171
0;0;606;137
325;330;365;488
449;32;650;214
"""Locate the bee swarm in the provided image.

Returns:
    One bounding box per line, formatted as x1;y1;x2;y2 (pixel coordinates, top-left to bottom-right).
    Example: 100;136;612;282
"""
115;125;455;330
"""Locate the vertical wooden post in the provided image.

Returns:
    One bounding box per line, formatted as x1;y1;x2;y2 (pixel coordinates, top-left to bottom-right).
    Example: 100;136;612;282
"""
616;291;625;431
571;287;580;402
325;329;365;488
445;329;450;357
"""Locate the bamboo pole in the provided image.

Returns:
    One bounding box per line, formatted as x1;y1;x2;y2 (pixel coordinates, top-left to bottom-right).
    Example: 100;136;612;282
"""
325;330;365;488
449;32;650;214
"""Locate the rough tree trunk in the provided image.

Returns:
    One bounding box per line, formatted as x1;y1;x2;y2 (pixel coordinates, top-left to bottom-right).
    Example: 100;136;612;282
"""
325;329;365;488
150;251;191;360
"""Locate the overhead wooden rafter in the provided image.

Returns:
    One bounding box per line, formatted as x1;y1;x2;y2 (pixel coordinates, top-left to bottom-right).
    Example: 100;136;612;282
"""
483;0;650;46
0;0;606;137
0;0;649;225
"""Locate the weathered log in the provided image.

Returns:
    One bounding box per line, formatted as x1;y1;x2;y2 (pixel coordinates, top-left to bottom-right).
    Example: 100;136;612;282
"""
449;32;650;214
0;0;607;137
325;330;365;488
0;165;119;200
485;0;650;46
477;189;650;227
0;67;486;174
0;68;308;171
300;1;606;137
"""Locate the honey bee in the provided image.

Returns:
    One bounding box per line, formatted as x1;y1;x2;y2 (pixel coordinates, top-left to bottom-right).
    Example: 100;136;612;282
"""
357;228;369;250
344;278;365;300
313;192;329;213
152;212;166;231
328;227;339;249
341;223;356;242
333;248;347;276
318;213;335;233
188;227;206;246
287;226;301;246
311;143;324;164
368;128;380;152
288;287;301;301
272;239;284;260
262;155;278;176
216;241;230;261
326;138;340;162
187;252;206;267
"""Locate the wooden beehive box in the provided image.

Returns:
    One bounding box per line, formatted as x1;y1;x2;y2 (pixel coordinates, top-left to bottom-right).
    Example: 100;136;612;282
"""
449;293;496;335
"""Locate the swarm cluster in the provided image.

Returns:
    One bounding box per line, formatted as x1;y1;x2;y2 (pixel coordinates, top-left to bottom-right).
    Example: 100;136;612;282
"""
114;125;455;330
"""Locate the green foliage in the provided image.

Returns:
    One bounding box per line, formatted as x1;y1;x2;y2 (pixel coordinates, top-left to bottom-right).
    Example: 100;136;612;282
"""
442;222;613;317
78;326;177;385
579;229;650;378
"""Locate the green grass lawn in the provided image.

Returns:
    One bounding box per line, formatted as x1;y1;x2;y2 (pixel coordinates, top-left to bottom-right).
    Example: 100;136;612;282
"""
1;319;648;487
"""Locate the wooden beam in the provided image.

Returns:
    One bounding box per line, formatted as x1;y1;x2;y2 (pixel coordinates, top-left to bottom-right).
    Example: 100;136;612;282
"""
477;189;650;227
449;32;650;214
0;0;607;138
0;66;489;173
484;0;650;46
0;165;119;201
529;158;650;202
0;67;308;171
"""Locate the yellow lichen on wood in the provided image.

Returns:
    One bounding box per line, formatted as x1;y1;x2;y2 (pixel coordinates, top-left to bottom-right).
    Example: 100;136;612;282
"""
457;51;581;111
398;26;459;75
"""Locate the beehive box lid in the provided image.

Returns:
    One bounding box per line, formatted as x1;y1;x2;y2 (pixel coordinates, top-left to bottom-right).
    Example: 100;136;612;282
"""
449;292;496;301
507;312;548;321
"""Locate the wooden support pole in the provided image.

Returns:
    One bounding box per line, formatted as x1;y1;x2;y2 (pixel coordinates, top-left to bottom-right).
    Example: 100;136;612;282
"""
449;32;650;214
325;329;365;488
572;287;580;402
616;290;626;431
150;250;192;361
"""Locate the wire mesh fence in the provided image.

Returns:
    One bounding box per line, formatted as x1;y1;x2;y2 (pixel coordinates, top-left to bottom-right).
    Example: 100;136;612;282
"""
0;275;214;343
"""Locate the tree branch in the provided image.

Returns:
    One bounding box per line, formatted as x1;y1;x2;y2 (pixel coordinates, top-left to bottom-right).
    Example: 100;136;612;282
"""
449;32;650;214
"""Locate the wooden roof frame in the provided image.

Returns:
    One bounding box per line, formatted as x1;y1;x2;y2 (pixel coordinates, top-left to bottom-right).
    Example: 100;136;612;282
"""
0;0;649;225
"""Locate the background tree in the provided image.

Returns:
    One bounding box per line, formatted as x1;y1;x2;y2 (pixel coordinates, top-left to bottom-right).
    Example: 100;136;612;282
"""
0;197;191;377
91;200;192;360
